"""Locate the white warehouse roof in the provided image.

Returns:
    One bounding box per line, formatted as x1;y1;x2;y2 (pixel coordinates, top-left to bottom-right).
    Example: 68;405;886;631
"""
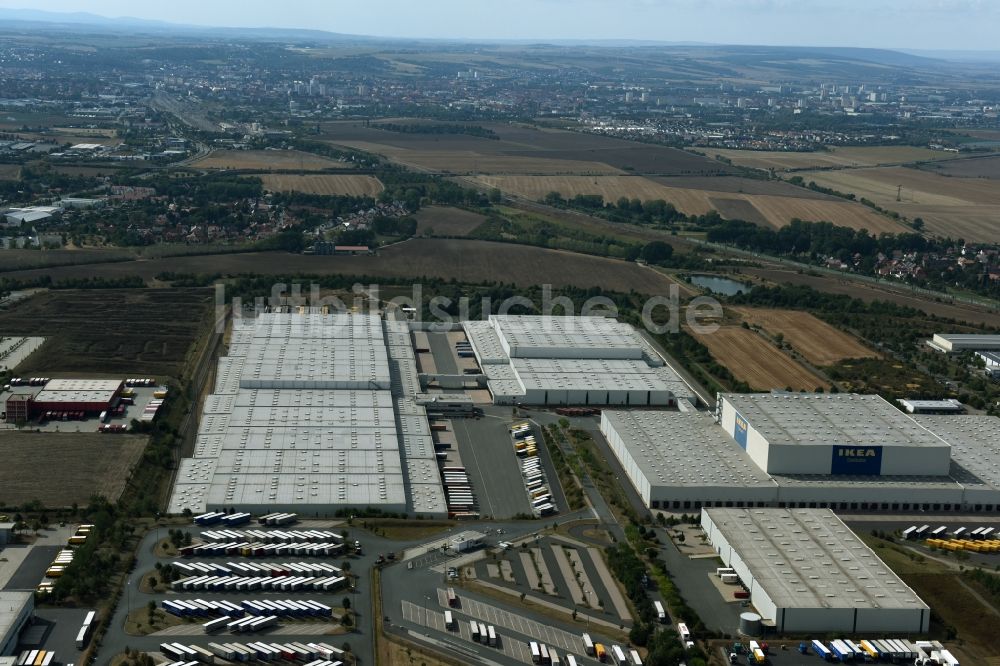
168;312;446;517
721;393;947;449
33;378;122;404
602;410;773;489
702;508;928;612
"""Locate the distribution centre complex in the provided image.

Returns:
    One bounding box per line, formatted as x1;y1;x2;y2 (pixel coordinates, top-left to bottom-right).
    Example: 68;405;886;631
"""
168;312;447;517
602;392;1000;512
463;314;694;406
702;508;929;633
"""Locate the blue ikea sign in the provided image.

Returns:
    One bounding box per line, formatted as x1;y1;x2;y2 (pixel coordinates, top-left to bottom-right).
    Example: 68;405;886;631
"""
831;446;883;475
734;411;749;449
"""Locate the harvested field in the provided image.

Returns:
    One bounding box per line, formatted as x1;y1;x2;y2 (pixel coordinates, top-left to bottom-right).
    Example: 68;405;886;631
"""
476;175;710;212
920;154;1000;179
704;146;957;170
0;164;21;180
740;266;1000;328
259;173;383;196
0;433;147;506
0;242;676;294
798;166;1000;242
0;289;215;380
801;166;1000;207
479;175;899;231
690;325;828;391
191;149;350;171
732;307;877;365
650;176;830;198
414;206;487;236
746;194;901;232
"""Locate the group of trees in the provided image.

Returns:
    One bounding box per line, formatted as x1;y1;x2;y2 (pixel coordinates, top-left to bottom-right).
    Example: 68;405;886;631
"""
378;172;493;211
705;218;941;260
605;543;708;666
542;192;692;226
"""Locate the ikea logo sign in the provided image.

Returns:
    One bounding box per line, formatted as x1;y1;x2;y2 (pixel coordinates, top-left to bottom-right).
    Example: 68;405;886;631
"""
733;412;749;449
831;445;882;475
838;448;878;458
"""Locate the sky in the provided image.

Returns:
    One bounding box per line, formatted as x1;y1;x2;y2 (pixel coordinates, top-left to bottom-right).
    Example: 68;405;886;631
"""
2;0;999;51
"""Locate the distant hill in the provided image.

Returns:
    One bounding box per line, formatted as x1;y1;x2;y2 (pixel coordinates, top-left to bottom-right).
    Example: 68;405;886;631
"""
0;7;375;43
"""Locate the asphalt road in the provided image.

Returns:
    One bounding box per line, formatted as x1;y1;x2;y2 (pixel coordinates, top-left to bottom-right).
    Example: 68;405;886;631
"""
4;546;61;590
380;520;619;666
426;332;459;375
27;608;90;664
452;415;532;519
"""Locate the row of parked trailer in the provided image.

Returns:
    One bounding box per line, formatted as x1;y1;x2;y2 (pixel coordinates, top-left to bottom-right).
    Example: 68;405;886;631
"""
440;465;479;515
14;650;55;666
904;525;994;541
193;512;298;527
75;610;97;649
520;455;557;517
805;638;959;664
172;560;343;577
171;574;347;593
161;640;346;664
197;529;343;544
180;541;345;558
163;597;334;620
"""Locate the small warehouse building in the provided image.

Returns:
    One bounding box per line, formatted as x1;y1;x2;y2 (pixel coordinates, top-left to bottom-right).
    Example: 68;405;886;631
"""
3;394;32;423
0;591;33;656
897;398;965;415
30;379;124;416
928;333;1000;353
701;508;929;634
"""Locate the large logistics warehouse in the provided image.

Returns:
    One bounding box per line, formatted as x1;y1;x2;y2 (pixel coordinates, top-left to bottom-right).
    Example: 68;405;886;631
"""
702;508;930;634
928;333;1000;353
601;393;1000;512
0;592;33;656
463;315;694;406
168;312;447;517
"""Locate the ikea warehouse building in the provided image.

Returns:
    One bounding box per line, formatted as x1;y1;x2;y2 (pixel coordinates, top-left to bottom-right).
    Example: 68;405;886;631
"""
702;508;930;633
168;312;447;517
602;392;1000;512
463;315;693;406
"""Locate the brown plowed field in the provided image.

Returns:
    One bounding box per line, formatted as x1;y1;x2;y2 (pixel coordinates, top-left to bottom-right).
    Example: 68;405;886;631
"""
319;119;732;176
259;174;383;196
0;433;147;506
191;149;350;171
0;240;675;294
732;307;877;365
414;206;487;236
690;325;828;391
704;146;957;170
